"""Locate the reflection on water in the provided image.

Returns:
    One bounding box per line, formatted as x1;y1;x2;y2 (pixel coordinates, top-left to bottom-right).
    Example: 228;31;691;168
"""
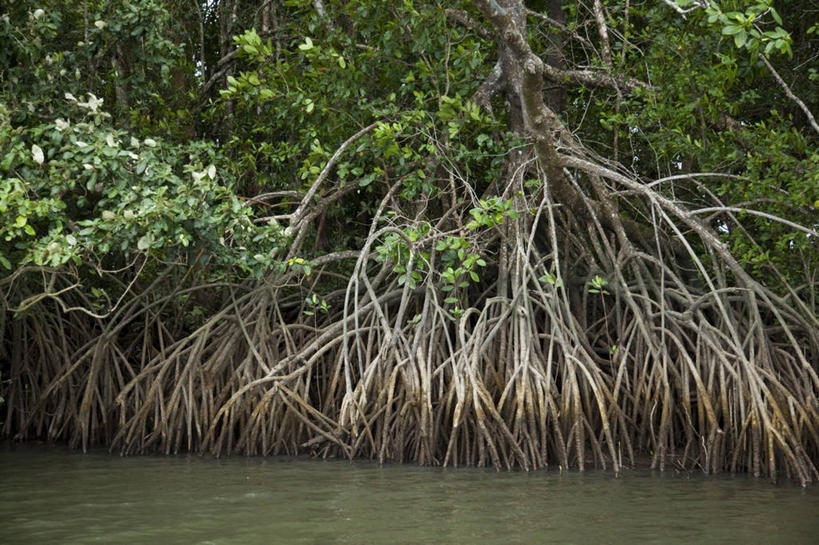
1;443;817;544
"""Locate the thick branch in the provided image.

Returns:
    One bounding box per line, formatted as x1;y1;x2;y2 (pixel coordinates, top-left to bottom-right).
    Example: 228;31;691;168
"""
456;5;649;98
472;59;505;114
474;1;579;201
540;63;649;92
592;0;612;65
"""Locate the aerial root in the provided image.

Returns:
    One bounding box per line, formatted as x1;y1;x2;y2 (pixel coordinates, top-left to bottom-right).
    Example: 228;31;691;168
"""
3;156;817;485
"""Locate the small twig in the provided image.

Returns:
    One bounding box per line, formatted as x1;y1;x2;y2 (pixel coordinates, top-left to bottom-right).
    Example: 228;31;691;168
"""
525;8;593;48
758;54;819;136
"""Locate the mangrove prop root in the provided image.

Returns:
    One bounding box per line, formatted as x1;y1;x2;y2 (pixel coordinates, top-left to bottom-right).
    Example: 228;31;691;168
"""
2;154;817;485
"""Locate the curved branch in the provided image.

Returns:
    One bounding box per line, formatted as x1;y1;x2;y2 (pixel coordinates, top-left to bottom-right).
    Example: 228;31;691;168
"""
288;122;378;234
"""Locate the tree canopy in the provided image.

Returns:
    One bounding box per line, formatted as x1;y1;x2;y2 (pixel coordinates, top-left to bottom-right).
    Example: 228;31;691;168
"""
1;0;817;484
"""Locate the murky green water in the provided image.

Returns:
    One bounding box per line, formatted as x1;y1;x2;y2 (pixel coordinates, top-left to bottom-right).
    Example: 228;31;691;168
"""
1;443;817;544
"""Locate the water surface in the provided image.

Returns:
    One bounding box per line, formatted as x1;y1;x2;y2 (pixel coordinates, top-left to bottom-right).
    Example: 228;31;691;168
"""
1;443;817;544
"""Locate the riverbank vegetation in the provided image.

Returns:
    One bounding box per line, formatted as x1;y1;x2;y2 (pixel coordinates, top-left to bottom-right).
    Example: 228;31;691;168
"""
1;0;817;484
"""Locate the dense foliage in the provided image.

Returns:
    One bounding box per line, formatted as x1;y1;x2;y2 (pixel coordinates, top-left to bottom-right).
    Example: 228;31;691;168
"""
1;1;817;483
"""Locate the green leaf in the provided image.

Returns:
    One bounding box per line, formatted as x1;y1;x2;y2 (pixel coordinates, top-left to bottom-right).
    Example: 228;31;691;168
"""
359;172;377;187
31;144;44;164
764;41;775;55
722;25;739;36
137;234;152;250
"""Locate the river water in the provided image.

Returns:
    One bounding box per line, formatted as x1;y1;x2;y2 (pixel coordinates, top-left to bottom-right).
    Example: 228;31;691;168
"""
1;443;817;544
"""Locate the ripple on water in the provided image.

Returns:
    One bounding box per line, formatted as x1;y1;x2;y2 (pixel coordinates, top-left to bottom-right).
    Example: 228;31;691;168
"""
1;444;818;545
